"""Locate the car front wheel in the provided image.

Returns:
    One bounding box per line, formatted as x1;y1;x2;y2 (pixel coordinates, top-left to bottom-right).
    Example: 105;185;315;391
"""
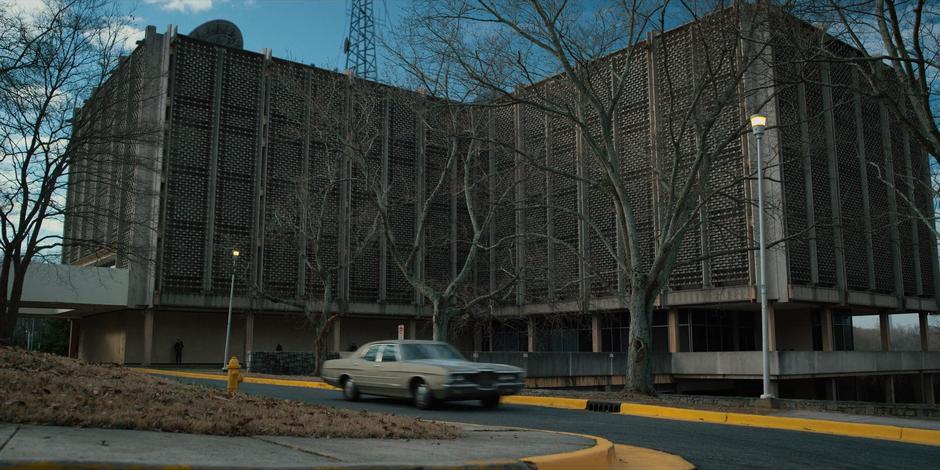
481;396;500;409
413;380;436;410
342;378;360;401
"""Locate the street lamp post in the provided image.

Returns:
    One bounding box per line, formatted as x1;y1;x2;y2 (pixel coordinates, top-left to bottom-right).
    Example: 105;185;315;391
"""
222;249;240;370
750;114;774;399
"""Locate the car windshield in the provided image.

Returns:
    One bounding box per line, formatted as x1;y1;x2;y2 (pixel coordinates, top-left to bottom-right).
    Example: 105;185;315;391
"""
401;343;464;361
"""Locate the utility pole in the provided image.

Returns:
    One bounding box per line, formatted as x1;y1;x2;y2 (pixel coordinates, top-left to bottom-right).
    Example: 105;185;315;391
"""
343;0;377;81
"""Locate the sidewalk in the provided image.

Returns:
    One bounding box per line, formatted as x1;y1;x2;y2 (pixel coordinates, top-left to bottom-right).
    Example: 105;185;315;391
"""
0;423;585;469
774;409;940;431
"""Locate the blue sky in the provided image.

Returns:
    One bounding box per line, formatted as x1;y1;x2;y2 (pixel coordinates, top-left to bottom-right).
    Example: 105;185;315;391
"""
126;0;403;71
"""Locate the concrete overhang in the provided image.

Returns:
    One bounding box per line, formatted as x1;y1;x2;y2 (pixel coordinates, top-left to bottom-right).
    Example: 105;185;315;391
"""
15;263;129;316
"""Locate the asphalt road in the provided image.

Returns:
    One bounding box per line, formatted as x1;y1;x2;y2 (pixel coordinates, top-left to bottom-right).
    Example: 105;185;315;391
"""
175;378;939;470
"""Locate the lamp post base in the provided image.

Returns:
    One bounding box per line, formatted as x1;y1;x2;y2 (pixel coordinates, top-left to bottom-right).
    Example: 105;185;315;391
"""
756;395;779;409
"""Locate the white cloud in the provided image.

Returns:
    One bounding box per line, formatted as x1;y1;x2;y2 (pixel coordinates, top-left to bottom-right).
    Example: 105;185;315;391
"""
9;0;46;15
144;0;215;14
112;23;147;52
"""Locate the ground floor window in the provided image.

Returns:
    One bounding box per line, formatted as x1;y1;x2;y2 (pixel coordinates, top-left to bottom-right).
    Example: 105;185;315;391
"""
678;309;756;352
534;315;592;352
600;310;629;352
832;312;854;351
489;319;528;351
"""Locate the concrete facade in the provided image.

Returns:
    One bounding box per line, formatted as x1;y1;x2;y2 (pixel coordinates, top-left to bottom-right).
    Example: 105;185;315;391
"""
60;9;939;402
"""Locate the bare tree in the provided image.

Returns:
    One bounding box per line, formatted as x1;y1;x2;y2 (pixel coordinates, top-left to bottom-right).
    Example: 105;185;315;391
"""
398;0;776;393
260;68;382;373
0;0;145;344
784;0;939;165
342;67;518;342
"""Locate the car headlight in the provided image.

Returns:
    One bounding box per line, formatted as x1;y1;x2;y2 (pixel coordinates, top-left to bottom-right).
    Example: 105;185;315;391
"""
498;373;517;381
449;373;467;383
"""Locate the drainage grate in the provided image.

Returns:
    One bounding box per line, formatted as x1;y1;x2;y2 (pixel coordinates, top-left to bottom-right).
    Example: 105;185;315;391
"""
586;400;622;413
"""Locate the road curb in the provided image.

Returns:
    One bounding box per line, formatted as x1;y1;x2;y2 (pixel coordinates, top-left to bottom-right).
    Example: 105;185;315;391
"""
137;368;940;447
522;430;616;469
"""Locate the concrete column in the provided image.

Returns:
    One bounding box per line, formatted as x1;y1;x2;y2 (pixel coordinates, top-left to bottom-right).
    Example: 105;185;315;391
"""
591;313;601;352
796;82;820;284
851;72;876;290
768;303;777;352
926;374;936;406
826;378;838;401
245;312;255;362
473;322;483;352
820;62;847;302
67;320;80;359
884;375;896;404
142;309;154;366
408;319;417;339
878;104;904;302
919;312;929;351
201;48;225;294
821;308;834;352
667;308;679;353
880;313;891;351
915;373;926;404
332;318;341;353
527;317;535;352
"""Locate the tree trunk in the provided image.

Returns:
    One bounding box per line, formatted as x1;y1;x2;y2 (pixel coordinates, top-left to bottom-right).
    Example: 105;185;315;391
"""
0;260;24;346
431;302;451;342
624;287;655;395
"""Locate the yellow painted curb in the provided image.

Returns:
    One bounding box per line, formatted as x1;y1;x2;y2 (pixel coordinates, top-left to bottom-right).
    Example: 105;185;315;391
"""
619;403;728;424
900;427;940;447
501;395;588;410
134;368;339;391
613;444;695;470
614;403;940;447
522;430;616;470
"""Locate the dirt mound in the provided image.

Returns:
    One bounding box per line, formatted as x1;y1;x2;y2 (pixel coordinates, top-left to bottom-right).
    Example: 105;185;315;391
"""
0;347;459;439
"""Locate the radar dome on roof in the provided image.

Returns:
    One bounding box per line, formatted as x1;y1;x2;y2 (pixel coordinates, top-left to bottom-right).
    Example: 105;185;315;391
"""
189;20;243;49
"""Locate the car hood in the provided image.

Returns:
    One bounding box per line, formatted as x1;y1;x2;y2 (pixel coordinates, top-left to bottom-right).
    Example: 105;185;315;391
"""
407;359;523;374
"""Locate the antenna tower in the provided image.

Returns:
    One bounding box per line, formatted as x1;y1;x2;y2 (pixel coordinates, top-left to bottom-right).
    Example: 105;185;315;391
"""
343;0;377;80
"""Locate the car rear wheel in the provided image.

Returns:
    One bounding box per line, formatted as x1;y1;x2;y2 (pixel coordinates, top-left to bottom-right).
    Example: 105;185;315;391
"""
342;377;360;401
413;380;436;410
481;396;500;409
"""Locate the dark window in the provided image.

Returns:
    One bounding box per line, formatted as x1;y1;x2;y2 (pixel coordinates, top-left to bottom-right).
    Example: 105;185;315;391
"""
833;312;854;351
535;315;592;352
601;310;630;352
380;344;399;362
811;311;823;351
652;310;669;353
738;312;757;351
680;309;746;352
491;319;528;351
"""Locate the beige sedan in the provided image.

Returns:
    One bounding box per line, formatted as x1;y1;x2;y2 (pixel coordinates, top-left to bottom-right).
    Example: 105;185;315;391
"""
322;340;525;409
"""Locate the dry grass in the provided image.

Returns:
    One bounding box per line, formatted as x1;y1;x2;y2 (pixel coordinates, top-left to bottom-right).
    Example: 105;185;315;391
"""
0;347;460;439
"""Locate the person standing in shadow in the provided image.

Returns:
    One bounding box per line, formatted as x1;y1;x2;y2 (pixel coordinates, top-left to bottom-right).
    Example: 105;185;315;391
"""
174;339;184;365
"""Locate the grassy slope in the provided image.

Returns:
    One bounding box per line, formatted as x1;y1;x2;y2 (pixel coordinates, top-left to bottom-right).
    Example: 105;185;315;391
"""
0;347;459;439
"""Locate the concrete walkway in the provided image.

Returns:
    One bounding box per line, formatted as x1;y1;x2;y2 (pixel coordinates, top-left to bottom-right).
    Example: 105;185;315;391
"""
774;410;940;431
0;422;591;469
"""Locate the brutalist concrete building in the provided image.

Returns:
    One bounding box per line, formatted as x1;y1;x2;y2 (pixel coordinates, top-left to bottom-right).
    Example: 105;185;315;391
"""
63;11;938;402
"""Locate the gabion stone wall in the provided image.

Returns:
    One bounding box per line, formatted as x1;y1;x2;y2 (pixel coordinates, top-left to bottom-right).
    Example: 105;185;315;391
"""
248;351;316;375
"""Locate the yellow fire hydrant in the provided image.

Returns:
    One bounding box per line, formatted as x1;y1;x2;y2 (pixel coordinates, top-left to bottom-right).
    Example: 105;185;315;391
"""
226;356;244;395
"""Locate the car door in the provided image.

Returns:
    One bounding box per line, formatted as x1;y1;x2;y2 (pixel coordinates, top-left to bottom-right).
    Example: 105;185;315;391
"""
354;344;383;392
375;343;410;397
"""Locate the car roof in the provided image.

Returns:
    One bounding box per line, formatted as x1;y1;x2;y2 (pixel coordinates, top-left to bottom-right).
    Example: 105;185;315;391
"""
360;340;447;347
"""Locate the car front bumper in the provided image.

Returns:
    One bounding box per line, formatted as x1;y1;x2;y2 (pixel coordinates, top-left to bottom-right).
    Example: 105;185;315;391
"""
436;382;525;400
